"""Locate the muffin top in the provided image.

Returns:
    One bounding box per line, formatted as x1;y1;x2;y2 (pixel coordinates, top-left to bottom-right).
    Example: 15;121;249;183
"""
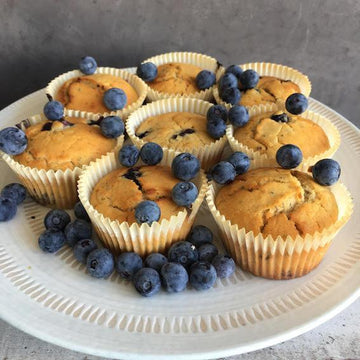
233;111;330;158
147;63;202;95
215;168;338;238
14;120;117;171
56;74;139;113
90;165;183;224
135;112;215;151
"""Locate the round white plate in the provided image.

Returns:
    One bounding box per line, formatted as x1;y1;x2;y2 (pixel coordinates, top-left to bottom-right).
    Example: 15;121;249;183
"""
0;87;359;360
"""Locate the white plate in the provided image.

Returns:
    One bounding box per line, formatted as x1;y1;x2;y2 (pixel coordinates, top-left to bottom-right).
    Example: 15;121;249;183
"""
0;86;359;360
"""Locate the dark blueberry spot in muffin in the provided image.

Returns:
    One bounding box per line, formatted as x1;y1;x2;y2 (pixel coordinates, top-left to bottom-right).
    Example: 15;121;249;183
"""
172;128;195;139
137;130;151;139
270;113;289;123
41;122;53;131
123;167;143;191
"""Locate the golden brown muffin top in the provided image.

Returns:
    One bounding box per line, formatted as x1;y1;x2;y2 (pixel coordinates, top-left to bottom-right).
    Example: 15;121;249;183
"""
56;73;139;113
90;165;184;224
147;63;202;95
215;168;338;238
14;120;116;171
234;111;330;158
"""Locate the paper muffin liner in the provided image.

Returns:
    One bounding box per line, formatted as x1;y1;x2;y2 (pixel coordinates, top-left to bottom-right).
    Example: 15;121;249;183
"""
142;52;220;102
126;98;227;170
46;67;148;120
77;151;208;257
226;103;341;172
214;62;312;109
1;111;124;209
206;178;353;279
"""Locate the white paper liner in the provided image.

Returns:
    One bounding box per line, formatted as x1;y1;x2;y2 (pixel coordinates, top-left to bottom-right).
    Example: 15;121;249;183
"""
126;98;227;170
142;52;220;102
46;67;148;120
1;111;124;209
78;151;208;256
226;103;341;172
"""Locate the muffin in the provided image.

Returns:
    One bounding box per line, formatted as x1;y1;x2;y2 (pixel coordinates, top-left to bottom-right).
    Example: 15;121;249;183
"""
206;167;353;279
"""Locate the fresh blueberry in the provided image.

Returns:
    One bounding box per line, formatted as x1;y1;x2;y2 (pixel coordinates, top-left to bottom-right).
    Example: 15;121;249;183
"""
79;56;97;75
1;183;26;205
211;161;236;184
116;252;143;280
207;117;226;139
135;200;161;225
207;105;228;122
271;112;289;123
44;209;71;231
43;100;64;121
74;201;90;222
103;88;127;111
100;116;124;138
276;144;303;169
160;262;188;293
136;62;158;82
227;152;250;175
64;219;92;247
212;254;236;278
196;70;216;90
0;197;17;222
219;73;238;93
221;87;241;105
0;127;28;155
239;69;259;90
172;182;198;207
312;159;341;186
168;241;198;269
225;65;243;79
133;267;161;297
198;243;218;262
38;229;66;253
118;145;140;167
73;239;97;264
228;105;249;127
285;93;308;115
171;153;200;181
139;142;163;165
86;248;114;278
189;261;217;291
187;225;213;247
144;253;168;272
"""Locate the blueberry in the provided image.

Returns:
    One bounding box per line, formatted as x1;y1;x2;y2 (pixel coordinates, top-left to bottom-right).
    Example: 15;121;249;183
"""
207;105;228;122
219;73;238;93
227;152;250;175
225;65;243;79
139;142;163;165
271;112;289;123
172;182;198;207
103;88;127;111
212;254;236;278
0;197;17;222
133;267;161;297
135;200;161;225
228;105;249;127
198;243;218;262
189;261;217;290
116;252;143;280
187;225;213;247
221;87;241;105
86;248;114;278
239;69;259;90
195;70;216;90
285;93;308;115
160;262;188;293
168;241;198;269
74;201;90;222
118;145;139;167
144;253;168;272
211;161;236;184
79;56;97;75
64;219;92;247
312;159;341;186
73;239;97;264
276;144;303;169
43;100;64;121
44;209;71;231
38;229;66;253
136;62;158;82
100;116;124;138
171;153;200;181
0;127;28;155
207;117;226;139
1;183;26;205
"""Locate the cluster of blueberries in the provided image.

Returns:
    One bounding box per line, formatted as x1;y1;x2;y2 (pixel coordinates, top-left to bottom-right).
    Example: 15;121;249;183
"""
0;183;27;221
